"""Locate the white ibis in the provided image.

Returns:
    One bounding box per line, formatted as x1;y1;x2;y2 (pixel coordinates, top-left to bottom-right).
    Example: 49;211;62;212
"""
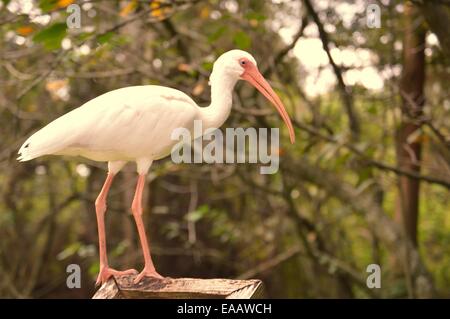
18;49;295;285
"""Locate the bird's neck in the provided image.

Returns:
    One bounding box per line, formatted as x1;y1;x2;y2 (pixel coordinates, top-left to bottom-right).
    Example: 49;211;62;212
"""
200;72;237;130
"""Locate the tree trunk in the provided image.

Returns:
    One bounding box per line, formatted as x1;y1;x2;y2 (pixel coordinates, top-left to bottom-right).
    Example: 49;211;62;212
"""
396;3;426;247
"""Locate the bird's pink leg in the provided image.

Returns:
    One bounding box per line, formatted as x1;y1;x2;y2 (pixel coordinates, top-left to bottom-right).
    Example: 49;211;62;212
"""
131;174;163;283
95;173;137;286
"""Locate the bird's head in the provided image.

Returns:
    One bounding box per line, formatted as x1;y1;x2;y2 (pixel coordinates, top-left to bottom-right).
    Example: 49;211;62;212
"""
211;49;295;144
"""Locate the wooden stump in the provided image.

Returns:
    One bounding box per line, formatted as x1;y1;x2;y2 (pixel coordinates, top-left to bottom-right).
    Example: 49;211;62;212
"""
93;275;264;299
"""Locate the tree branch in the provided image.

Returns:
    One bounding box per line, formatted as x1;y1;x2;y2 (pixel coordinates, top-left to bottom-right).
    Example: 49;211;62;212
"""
292;119;450;189
282;158;435;297
302;0;360;136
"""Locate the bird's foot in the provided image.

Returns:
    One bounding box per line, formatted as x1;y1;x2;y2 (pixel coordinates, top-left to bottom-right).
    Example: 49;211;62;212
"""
96;266;138;286
133;267;163;284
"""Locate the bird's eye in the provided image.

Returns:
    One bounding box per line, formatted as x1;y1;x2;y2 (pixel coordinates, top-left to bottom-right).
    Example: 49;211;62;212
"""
240;60;246;65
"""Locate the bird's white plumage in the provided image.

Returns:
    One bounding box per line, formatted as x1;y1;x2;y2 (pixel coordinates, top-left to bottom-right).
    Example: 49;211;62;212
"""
18;85;200;162
18;49;293;173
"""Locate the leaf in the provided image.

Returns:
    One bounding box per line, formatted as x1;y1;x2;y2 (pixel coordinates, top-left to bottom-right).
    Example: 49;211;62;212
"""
39;0;59;12
202;61;214;71
17;26;34;36
249;19;258;28
245;12;267;22
88;261;99;277
57;0;74;8
208;26;227;43
56;242;81;260
77;32;94;42
246;14;263;27
97;32;114;44
186;204;209;222
357;167;373;184
150;1;163;18
110;241;129;257
120;0;138;17
33;23;67;50
367;103;377;114
200;6;210;19
233;31;251;49
186;210;204;222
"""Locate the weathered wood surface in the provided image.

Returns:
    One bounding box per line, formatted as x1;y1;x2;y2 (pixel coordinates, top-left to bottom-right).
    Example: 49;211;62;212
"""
93;275;264;299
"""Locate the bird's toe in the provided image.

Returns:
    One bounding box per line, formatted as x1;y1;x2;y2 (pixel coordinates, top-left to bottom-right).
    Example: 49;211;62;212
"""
133;268;163;284
96;267;138;286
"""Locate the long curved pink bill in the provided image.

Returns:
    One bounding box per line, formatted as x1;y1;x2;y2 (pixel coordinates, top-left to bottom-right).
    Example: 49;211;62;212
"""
242;65;295;144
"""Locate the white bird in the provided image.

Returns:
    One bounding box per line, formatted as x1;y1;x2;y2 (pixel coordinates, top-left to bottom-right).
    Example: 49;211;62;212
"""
18;49;295;285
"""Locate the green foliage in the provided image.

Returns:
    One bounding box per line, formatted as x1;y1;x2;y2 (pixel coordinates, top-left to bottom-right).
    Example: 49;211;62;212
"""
208;26;228;43
38;0;60;12
97;32;114;45
33;22;67;50
233;31;252;49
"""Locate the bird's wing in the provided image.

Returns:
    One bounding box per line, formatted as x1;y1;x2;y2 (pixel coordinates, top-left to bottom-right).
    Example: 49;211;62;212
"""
18;85;200;161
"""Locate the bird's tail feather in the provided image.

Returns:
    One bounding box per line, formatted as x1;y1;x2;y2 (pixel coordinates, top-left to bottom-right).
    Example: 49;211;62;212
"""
17;135;43;162
17;130;61;162
17;104;86;162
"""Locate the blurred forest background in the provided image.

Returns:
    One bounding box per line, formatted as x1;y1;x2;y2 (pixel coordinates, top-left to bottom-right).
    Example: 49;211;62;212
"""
1;0;449;298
